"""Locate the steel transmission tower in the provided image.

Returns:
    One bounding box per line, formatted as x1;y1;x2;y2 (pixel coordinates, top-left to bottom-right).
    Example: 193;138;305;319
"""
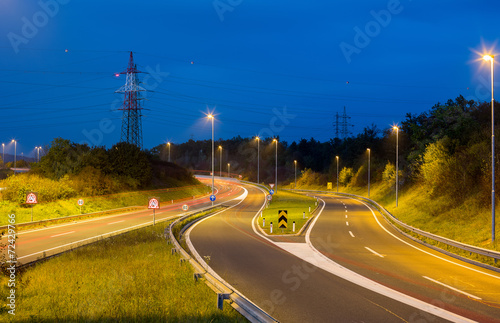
333;106;353;140
115;52;145;149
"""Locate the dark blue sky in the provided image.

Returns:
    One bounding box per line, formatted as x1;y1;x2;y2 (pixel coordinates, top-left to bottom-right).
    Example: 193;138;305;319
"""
0;0;498;158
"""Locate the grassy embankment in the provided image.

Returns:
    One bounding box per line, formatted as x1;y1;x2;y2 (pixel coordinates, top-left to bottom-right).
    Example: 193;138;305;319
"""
296;181;499;254
259;190;317;235
0;185;211;227
0;221;246;322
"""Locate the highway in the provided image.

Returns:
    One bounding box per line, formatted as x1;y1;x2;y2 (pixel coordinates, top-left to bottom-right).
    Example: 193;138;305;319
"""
307;195;500;322
189;183;487;322
13;180;242;264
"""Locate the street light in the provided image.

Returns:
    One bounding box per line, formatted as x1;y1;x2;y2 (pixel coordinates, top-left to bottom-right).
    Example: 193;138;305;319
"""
483;54;495;241
228;163;230;178
167;142;171;162
336;156;339;193
207;114;215;201
273;138;278;192
393;126;399;207
294;160;297;189
35;146;41;163
367;148;371;198
256;136;260;184
219;145;222;177
11;139;16;174
2;143;4;167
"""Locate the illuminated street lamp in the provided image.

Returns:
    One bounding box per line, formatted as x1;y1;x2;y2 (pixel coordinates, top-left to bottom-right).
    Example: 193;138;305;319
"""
294;160;297;189
273;138;278;192
11;139;16;175
228;163;230;178
255;136;260;184
207;114;215;201
167;142;171;162
219;145;222;177
483;54;496;241
336;156;339;193
367;148;371;198
393;126;399;207
35;146;41;163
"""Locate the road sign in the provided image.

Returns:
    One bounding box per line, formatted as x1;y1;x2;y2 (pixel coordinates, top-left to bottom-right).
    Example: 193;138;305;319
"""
266;194;272;201
148;198;160;209
182;204;189;211
77;199;84;206
278;210;288;229
210;195;216;202
327;182;333;190
269;183;275;188
269;189;275;195
26;192;38;204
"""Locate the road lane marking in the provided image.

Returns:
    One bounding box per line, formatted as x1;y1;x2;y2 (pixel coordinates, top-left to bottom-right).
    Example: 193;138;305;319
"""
356;198;500;280
107;220;125;225
349;231;355;237
423;276;482;300
346;221;349;226
345;210;348;212
345;214;348;218
51;231;75;238
365;247;384;258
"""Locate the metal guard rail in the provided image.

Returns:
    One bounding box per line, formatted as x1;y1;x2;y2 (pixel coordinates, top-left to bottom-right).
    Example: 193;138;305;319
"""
167;206;279;323
292;189;500;265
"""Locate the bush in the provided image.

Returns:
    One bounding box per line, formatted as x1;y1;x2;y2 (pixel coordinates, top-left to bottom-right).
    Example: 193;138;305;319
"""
339;167;354;186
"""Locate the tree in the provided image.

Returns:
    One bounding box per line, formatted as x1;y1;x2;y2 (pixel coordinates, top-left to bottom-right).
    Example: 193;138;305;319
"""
108;142;152;187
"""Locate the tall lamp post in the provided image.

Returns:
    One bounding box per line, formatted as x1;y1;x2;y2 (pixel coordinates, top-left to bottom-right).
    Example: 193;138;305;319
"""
294;160;297;189
484;54;496;241
207;114;215;202
273;138;278;192
167;142;171;162
393;126;399;207
336;156;339;193
228;163;230;178
35;146;41;163
11;140;16;175
367;148;371;198
2;143;4;167
256;136;260;184
219;146;222;177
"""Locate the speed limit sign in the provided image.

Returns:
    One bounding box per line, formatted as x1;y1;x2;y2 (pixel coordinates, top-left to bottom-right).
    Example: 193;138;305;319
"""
77;199;84;206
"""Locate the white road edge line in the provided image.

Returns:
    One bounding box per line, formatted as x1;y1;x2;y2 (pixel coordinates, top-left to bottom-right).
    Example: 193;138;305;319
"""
423;276;482;300
353;198;500;281
365;246;384;258
349;231;355;238
50;231;75;238
251;195;476;323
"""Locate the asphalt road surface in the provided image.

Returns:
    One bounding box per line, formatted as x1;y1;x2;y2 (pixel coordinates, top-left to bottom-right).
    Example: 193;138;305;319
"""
189;184;484;322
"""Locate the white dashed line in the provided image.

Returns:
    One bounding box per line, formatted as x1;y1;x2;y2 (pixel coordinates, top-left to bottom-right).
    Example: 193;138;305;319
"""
423;276;482;300
345;214;348;218
107;220;125;225
51;231;75;238
365;247;384;258
349;231;355;237
346;221;349;226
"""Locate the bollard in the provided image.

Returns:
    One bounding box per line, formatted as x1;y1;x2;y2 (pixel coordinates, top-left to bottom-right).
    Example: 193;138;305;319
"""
263;218;265;227
171;248;177;255
293;221;296;233
194;273;203;282
315;201;317;206
270;222;273;233
303;211;305;219
309;206;311;212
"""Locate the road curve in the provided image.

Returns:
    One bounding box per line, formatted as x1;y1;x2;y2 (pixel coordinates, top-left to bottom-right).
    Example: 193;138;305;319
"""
189;183;454;322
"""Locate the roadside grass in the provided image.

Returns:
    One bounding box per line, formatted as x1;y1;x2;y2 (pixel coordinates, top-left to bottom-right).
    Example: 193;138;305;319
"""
0;185;210;226
0;222;246;322
260;190;317;235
